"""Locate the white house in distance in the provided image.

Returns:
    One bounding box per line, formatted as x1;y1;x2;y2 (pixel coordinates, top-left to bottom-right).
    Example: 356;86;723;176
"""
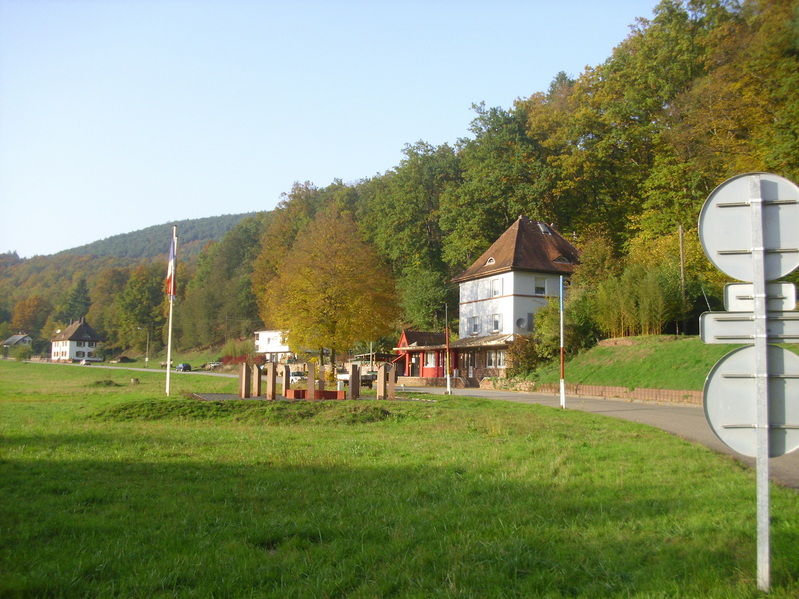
395;217;580;382
51;317;103;363
254;330;293;363
2;333;33;348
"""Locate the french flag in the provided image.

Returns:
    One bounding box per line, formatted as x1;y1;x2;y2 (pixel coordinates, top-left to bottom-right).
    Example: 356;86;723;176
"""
166;226;177;298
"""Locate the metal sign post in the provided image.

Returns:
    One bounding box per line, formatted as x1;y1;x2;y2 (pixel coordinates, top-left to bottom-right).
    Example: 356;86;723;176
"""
559;275;566;409
698;172;799;592
749;176;772;591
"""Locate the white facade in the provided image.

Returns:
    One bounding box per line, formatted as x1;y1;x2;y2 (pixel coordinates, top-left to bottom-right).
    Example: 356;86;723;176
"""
254;330;292;361
458;271;561;337
51;339;100;363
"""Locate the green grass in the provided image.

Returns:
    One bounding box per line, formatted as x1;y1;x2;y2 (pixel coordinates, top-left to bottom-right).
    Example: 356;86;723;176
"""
527;336;799;391
2;360;799;597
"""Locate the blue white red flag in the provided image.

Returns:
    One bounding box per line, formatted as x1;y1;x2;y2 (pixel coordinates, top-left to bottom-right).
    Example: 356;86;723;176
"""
166;226;177;298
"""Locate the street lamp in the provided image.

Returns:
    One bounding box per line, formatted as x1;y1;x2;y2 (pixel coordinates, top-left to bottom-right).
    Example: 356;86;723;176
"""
137;325;151;368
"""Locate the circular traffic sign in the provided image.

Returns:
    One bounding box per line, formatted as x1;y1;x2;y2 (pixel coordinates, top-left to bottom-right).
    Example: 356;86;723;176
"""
704;345;799;458
698;172;799;282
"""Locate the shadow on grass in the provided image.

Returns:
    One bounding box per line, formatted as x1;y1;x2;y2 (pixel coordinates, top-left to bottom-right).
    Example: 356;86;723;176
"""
3;431;799;598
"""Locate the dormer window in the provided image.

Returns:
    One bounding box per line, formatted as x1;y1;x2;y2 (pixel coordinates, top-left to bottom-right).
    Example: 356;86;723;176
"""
537;223;552;235
485;257;495;266
554;256;571;264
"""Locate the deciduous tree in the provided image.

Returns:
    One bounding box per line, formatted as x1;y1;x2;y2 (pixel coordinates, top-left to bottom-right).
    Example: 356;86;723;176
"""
440;104;549;272
11;296;52;337
251;182;324;325
262;208;399;365
115;265;166;351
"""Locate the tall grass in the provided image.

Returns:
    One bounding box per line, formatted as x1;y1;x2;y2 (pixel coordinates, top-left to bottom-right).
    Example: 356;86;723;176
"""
2;361;799;597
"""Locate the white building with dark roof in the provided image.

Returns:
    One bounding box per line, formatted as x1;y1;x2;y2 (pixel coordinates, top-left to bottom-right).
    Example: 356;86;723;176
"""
51;317;103;363
452;217;579;338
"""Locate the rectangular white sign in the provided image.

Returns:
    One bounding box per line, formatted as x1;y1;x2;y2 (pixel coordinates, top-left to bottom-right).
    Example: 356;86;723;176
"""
724;283;796;312
700;311;799;344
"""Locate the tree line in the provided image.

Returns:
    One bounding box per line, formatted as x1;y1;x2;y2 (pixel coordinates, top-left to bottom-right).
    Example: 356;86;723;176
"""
2;0;797;367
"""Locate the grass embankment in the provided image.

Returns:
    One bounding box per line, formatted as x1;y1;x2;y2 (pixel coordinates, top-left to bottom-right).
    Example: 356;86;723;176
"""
3;361;799;597
528;335;799;391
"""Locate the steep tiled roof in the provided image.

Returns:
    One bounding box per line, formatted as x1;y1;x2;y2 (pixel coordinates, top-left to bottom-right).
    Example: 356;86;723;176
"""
51;317;103;342
452;217;580;282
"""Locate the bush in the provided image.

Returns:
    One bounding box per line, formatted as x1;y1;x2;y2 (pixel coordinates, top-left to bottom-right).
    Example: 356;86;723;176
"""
10;345;32;362
505;335;544;378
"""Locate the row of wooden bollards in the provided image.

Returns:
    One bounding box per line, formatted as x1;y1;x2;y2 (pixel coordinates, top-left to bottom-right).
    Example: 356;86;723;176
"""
237;362;398;400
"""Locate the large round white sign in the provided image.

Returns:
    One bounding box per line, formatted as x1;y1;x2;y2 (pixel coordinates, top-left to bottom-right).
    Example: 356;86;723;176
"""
698;172;799;282
704;345;799;458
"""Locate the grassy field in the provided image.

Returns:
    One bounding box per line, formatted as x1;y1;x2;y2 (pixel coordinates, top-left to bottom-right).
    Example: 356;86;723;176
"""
527;336;799;391
2;360;799;598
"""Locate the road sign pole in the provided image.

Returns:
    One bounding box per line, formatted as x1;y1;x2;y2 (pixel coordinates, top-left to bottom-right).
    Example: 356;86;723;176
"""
749;175;770;592
559;275;566;409
700;172;799;594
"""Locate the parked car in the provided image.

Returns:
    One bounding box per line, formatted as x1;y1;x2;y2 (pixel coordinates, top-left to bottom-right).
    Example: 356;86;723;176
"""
176;363;192;372
204;361;222;371
361;371;378;389
289;371;307;384
336;369;378;388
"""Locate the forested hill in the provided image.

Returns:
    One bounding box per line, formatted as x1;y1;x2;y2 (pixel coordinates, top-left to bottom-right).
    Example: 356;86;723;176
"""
58;213;258;260
0;211;265;324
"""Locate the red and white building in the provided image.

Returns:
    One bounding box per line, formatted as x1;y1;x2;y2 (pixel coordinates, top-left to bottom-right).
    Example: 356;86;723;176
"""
395;217;579;385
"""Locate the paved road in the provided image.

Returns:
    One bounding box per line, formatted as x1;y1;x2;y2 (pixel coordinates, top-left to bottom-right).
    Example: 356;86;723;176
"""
403;385;799;491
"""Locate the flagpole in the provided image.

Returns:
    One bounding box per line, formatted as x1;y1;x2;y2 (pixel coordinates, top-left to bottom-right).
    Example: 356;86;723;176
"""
165;225;177;396
559;274;566;409
166;296;174;396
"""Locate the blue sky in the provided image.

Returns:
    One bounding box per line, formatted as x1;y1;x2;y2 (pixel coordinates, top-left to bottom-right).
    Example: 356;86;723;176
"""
0;0;656;258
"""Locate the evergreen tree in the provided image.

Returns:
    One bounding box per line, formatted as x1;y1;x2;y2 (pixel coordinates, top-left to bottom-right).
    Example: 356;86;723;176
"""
54;278;91;323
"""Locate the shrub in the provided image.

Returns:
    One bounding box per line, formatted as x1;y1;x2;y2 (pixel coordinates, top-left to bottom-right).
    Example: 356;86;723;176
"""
10;345;32;362
505;335;544;378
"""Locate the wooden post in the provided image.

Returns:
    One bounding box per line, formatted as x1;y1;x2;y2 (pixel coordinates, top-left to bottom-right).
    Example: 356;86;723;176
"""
387;363;396;399
307;362;316;400
265;363;277;400
280;364;291;396
239;362;251;399
251;364;262;397
348;363;360;399
376;363;389;399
